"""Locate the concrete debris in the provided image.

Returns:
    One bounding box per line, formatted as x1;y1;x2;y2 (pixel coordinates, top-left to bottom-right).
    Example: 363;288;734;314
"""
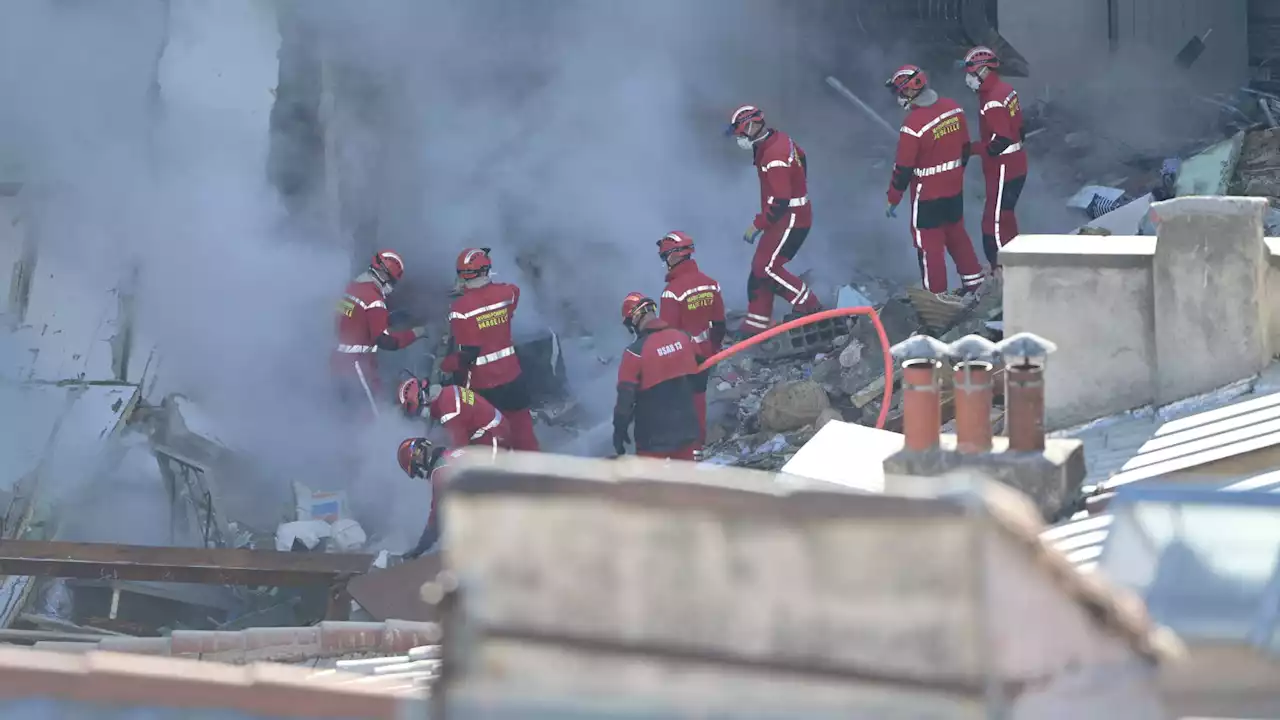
759;380;830;433
1175;130;1245;197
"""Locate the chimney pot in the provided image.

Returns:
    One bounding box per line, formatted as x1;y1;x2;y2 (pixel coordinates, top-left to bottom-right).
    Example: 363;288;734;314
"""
995;332;1057;452
891;335;949;452
948;335;998;454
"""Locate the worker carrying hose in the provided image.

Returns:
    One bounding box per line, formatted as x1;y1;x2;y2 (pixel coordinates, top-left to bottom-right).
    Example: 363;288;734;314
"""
440;248;540;452
725;105;822;337
398;438;499;558
884;66;986;305
656;231;724;446
962;46;1027;273
613;292;703;461
396;377;511;451
333;250;428;420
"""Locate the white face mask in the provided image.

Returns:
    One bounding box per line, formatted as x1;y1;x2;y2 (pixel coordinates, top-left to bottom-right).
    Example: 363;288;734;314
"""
896;95;912;110
965;73;981;91
735;135;753;151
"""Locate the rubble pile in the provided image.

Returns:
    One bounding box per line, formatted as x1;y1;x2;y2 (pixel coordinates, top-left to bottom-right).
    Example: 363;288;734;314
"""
702;287;1003;471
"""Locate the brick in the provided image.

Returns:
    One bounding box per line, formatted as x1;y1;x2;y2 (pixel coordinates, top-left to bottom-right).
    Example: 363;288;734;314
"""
171;629;246;662
244;661;401;718
243;626;321;662
319;621;387;654
383;619;440;652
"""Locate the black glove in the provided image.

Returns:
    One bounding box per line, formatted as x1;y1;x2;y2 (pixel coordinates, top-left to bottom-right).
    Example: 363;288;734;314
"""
613;425;631;456
405;520;440;559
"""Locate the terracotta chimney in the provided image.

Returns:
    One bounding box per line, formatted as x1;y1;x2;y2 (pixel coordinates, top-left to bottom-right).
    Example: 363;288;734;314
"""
994;332;1059;452
890;335;951;452
947;334;999;455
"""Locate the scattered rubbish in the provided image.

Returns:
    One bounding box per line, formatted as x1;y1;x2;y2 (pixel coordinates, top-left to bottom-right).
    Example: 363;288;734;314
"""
1173;28;1211;69
1175;130;1244;196
330;518;368;551
1067;185;1126;214
836;284;873;309
293;481;351;524
275;519;332;552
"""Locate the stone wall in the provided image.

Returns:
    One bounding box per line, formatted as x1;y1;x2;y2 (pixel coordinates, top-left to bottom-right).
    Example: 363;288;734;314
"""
1003;196;1276;429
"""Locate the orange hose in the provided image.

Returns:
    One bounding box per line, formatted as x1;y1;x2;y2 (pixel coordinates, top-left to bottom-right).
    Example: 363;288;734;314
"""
698;307;894;430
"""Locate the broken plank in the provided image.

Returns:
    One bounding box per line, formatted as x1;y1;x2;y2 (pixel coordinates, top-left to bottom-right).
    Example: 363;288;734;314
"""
0;541;374;587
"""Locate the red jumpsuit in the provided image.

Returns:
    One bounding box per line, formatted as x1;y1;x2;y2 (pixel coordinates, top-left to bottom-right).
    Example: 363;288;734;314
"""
614;319;703;460
888;96;985;295
743;129;820;335
659;258;725;446
333;278;418;418
441;281;540;451
975;72;1028;267
428;384;512;450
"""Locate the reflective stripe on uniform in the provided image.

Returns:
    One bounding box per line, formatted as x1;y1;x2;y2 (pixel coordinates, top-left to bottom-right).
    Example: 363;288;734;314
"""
475;346;515;366
914;159;963;177
471;409;504;440
762;159;789;170
345;293;386;311
787;196;808;207
1000;142;1022;155
336;344;377;353
661;284;720;302
743;312;770;329
449;297;514;321
439;386;463;424
981;100;1004;114
899;107;963;138
691;329;711;343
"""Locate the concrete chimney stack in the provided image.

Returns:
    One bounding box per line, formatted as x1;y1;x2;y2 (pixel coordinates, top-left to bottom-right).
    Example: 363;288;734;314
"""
890;335;951;452
995;332;1059;453
947;334;999;455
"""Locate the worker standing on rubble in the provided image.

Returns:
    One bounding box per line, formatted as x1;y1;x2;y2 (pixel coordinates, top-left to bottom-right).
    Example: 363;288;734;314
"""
656;231;724;446
963;46;1028;273
441;248;541;452
726;105;822;337
397;438;499;558
396;377;512;451
613;292;703;461
334;250;428;418
884;65;987;305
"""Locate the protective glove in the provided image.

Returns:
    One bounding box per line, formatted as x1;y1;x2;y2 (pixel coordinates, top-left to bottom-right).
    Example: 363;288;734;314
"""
613;425;631;456
885;202;899;219
743;224;763;245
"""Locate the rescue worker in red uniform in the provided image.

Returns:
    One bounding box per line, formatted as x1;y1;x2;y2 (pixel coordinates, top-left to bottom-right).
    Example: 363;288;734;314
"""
726;105;821;337
613;292;703;461
440;248;541;452
333;250;427;418
396;377;512;450
656;231;725;446
963;46;1028;272
397;439;499;559
884;66;987;305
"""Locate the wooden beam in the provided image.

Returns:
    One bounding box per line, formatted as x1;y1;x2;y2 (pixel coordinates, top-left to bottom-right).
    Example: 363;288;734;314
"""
0;541;374;587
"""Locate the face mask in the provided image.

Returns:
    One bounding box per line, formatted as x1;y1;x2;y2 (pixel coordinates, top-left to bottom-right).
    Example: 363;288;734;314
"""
735;135;753;151
897;95;911;110
965;73;981;91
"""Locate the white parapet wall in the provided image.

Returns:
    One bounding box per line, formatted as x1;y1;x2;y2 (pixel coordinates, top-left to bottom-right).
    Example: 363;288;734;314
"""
1003;196;1277;429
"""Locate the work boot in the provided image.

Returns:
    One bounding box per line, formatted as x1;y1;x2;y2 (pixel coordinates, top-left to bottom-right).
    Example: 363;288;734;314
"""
931;290;971;309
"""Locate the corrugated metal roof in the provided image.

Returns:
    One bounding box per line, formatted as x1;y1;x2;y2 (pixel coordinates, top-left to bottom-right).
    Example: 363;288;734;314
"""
1053;365;1280;494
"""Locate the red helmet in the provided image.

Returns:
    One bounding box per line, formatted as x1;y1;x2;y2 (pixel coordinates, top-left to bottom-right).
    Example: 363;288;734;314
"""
656;231;695;264
397;377;426;416
456;247;492;280
963;46;1000;73
885;65;928;98
621;292;657;330
371;250;405;285
726;105;765;137
397;437;433;478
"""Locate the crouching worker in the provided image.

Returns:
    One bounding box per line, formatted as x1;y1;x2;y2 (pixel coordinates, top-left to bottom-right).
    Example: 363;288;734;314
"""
613;292;703;461
397;377;511;451
397;439;500;559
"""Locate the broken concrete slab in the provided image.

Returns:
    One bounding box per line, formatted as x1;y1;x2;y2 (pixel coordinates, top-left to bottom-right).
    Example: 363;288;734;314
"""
1174;130;1245;197
780;420;903;493
759;380;830;433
